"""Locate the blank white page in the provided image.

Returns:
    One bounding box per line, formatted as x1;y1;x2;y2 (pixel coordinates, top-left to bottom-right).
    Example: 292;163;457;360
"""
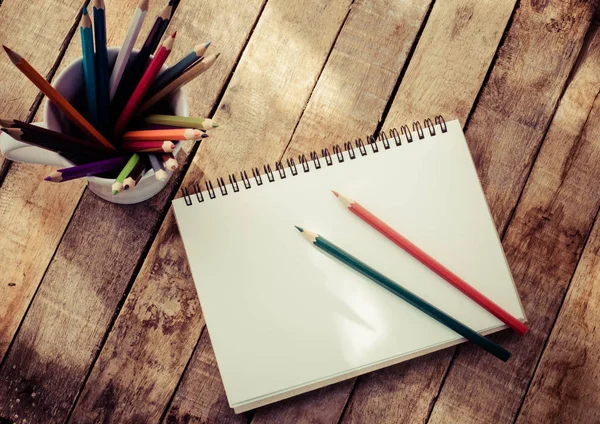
172;120;525;412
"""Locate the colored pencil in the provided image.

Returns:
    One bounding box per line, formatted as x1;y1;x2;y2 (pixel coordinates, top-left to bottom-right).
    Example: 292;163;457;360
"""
333;192;528;335
122;128;205;141
80;6;98;128
295;227;511;362
113;32;176;136
1;128;108;164
143;114;218;130
148;153;168;181
111;3;172;115
109;0;149;101
2;46;115;151
162;152;178;170
148;42;210;96
113;153;140;194
122;140;176;152
0;119;111;152
138;53;220;114
92;0;110;134
44;156;130;182
123;158;148;190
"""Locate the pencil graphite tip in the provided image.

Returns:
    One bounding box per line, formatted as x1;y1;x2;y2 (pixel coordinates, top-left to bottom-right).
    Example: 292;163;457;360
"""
332;190;339;197
81;6;88;15
171;31;177;38
201;132;209;138
3;45;21;64
212;122;219;128
44;176;52;181
112;189;119;195
295;226;304;233
205;41;212;48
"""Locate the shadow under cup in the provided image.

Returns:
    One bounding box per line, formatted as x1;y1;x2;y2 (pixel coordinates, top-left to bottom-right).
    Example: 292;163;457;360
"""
46;47;189;204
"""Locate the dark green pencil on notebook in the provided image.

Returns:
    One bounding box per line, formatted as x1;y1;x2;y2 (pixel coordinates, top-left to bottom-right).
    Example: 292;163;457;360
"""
295;226;511;362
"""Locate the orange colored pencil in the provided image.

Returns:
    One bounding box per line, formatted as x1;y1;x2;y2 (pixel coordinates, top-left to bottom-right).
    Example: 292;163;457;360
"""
333;191;529;336
122;140;176;152
2;45;115;152
122;128;205;141
113;32;176;136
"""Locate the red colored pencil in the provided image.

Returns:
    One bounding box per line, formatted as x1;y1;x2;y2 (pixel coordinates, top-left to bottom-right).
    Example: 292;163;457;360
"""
122;140;175;152
113;31;176;136
333;191;528;336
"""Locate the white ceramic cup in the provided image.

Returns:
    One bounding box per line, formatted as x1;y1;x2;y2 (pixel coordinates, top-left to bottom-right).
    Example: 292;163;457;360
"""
0;48;189;204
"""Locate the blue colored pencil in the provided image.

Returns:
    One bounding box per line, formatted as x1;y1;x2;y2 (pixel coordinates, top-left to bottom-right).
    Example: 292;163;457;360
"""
93;0;110;135
147;42;211;98
80;7;98;128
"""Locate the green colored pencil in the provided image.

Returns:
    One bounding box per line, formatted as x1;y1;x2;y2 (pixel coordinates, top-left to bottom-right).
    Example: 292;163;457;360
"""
112;153;140;194
295;227;511;362
93;0;110;134
80;6;98;128
143;114;219;131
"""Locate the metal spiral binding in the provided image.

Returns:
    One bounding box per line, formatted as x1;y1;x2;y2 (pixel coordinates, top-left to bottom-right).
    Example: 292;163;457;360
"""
181;115;447;206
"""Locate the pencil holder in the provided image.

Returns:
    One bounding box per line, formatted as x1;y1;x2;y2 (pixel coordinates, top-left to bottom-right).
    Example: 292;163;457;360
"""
0;47;189;204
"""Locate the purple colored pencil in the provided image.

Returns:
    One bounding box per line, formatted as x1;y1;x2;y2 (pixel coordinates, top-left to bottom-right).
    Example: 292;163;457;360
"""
44;156;130;182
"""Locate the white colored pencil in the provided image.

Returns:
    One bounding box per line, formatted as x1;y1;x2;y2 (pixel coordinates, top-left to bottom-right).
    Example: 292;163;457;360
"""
109;0;149;101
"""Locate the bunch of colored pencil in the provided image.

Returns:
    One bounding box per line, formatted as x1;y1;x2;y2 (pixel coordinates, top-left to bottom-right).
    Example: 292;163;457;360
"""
1;0;220;196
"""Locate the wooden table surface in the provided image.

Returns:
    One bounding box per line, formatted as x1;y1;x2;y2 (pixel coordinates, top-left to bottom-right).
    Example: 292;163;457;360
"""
1;0;600;422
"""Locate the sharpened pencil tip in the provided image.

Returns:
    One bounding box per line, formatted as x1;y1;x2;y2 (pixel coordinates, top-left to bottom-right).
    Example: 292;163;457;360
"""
82;6;88;15
332;190;339;197
3;45;21;64
201;133;209;138
44;176;52;181
212;122;219;128
295;226;304;233
112;190;119;195
171;31;177;37
205;41;212;48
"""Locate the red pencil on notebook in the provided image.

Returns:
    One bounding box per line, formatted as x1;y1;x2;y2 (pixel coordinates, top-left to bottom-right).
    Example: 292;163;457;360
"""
113;31;176;136
333;191;529;336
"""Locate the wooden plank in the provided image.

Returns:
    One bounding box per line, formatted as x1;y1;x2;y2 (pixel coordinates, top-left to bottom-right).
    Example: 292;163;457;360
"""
515;202;600;423
69;0;354;422
340;1;597;423
0;0;89;360
0;0;169;365
384;0;515;125
0;0;265;422
426;9;600;424
513;27;600;424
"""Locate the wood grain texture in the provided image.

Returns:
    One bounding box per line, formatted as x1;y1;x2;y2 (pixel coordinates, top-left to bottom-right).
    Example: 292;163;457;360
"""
516;205;600;424
0;0;88;361
384;0;516;125
466;0;598;234
282;0;432;160
513;27;600;424
72;0;354;422
427;8;600;423
0;0;267;422
164;329;249;424
0;0;169;366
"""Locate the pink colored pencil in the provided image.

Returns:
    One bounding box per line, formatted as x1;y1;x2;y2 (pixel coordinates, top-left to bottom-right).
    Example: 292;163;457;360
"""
113;31;176;136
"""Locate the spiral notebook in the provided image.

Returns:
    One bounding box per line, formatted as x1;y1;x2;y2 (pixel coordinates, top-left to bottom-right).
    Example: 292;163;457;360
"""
172;118;526;413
